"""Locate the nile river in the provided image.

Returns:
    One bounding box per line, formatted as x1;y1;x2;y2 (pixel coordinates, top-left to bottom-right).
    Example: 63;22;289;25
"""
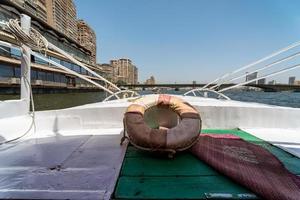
0;90;300;111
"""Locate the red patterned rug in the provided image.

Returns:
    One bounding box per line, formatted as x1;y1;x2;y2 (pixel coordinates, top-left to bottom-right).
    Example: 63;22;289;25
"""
191;134;300;200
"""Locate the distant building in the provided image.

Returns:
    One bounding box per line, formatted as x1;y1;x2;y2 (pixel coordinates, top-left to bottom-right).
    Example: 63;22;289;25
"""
289;76;296;85
295;80;300;85
257;78;266;85
77;20;96;64
97;63;114;82
110;58;138;84
145;76;155;85
268;80;276;85
133;66;138;85
245;72;258;84
45;0;78;42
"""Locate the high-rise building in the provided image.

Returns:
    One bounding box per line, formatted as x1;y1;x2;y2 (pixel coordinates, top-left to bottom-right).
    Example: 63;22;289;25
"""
45;0;78;42
268;80;276;85
77;20;96;64
245;72;258;84
145;76;155;85
13;0;36;16
97;63;114;82
133;66;138;84
295;80;300;85
110;58;138;84
257;78;266;85
289;76;296;85
8;0;47;23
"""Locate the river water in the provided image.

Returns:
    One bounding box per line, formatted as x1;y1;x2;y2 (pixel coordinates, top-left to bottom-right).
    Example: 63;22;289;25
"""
0;90;299;111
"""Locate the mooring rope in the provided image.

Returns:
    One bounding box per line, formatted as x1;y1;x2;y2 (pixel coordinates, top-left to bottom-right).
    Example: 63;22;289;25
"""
6;19;48;53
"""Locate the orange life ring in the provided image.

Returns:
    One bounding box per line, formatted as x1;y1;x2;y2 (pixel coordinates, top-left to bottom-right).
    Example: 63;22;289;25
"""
123;94;201;156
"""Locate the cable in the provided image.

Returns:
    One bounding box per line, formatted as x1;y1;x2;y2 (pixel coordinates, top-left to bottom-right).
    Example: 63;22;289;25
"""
201;40;300;90
31;51;118;96
49;43;121;92
210;51;300;90
219;63;300;92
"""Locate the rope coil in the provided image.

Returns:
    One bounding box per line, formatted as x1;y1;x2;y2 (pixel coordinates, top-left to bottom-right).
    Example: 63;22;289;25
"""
6;19;48;53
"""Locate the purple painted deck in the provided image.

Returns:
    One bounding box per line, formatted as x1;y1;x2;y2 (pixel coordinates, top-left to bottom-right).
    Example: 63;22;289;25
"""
0;133;127;199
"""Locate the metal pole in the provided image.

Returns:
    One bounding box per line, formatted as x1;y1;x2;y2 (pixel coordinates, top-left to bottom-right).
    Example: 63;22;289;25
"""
20;14;31;112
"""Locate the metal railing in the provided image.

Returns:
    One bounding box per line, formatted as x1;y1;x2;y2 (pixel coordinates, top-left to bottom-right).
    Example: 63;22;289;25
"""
184;88;231;100
1;16;140;102
103;90;140;102
185;38;300;96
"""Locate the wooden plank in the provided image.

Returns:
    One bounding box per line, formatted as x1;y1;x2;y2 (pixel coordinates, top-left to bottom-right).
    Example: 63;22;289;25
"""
115;176;257;199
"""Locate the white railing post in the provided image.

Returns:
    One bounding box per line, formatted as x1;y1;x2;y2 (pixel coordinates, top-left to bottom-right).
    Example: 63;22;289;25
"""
20;14;31;112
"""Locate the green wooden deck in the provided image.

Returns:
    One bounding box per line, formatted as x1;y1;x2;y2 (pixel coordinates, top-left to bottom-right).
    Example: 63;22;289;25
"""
114;129;300;199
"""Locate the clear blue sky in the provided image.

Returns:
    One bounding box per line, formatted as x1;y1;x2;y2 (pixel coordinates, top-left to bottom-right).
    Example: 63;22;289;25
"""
74;0;300;83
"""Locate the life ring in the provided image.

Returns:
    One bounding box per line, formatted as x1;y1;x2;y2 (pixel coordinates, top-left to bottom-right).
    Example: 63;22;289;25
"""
123;94;201;156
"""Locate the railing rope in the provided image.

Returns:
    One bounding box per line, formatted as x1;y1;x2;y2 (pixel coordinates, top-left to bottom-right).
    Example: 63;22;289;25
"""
219;63;300;92
201;40;300;90
103;90;140;102
210;51;300;90
184;88;231;100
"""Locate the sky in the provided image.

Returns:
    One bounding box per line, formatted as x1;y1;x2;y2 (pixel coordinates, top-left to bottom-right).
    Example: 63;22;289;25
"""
74;0;300;84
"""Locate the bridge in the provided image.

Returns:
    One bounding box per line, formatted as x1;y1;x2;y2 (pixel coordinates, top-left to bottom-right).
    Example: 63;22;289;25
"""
119;83;300;92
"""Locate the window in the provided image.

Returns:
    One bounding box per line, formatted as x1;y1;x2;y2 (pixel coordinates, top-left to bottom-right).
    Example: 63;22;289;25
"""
61;60;72;69
81;68;87;75
54;73;60;82
34;56;48;65
73;64;81;73
60;74;67;83
11;48;21;59
75;77;81;84
0;64;14;77
14;67;21;78
50;56;61;65
46;72;54;82
31;70;37;80
0;46;10;57
38;71;46;80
